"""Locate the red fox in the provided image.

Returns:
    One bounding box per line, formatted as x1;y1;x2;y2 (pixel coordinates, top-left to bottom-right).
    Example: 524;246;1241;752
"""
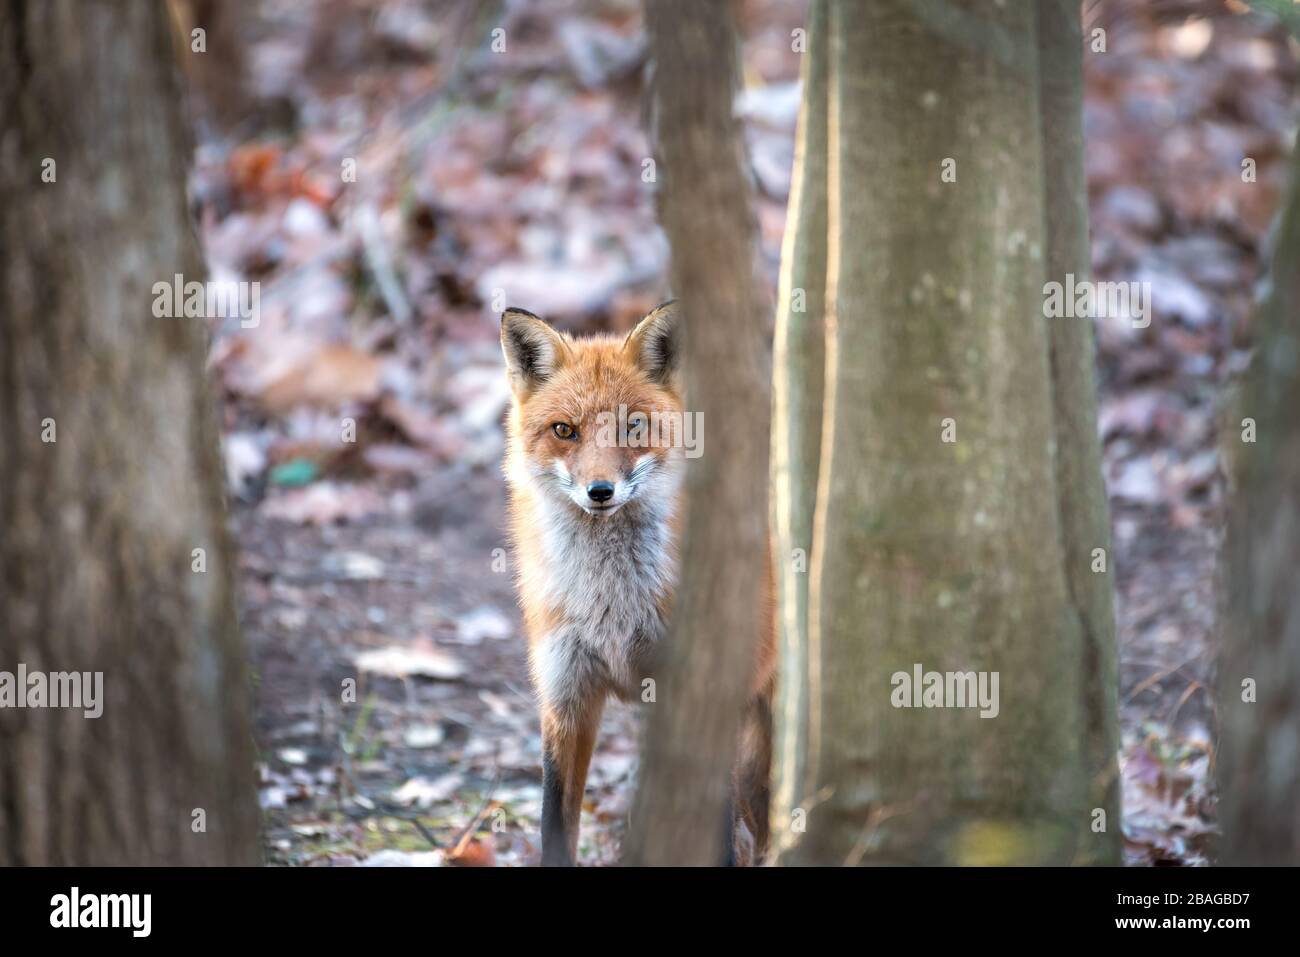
500;301;774;866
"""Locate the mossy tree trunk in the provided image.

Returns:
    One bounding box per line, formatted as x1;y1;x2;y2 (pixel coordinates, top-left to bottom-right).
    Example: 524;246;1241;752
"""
0;0;260;865
771;0;1119;866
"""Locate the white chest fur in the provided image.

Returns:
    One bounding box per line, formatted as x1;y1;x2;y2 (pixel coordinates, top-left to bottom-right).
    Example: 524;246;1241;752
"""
531;499;677;705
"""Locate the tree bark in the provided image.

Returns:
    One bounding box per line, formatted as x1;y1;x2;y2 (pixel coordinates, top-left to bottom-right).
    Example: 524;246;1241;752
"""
1036;0;1122;865
167;0;253;135
769;0;828;859
624;0;768;865
0;0;260;865
1219;133;1300;865
776;0;1100;865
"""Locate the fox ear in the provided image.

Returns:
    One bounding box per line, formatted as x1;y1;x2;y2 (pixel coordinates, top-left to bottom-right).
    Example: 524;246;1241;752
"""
624;300;680;385
501;308;568;396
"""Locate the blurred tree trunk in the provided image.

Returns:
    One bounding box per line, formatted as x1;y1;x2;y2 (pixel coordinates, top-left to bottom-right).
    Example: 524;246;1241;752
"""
167;0;253;134
624;0;768;865
772;0;1116;865
0;0;260;865
1219;133;1300;865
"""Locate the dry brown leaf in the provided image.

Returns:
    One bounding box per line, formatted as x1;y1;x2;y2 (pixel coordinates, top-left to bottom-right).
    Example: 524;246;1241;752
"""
259;345;383;413
445;838;496;868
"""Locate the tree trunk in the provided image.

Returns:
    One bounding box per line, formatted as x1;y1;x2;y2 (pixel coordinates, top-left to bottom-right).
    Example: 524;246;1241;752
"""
0;0;261;865
1219;134;1300;865
624;0;769;866
1035;0;1122;865
775;0;1106;866
769;0;828;860
167;0;254;136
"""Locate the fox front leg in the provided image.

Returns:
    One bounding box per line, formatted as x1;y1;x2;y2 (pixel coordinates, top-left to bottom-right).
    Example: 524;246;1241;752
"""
539;702;603;866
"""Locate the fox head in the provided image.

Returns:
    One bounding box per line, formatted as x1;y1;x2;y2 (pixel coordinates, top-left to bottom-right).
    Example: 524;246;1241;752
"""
501;301;686;519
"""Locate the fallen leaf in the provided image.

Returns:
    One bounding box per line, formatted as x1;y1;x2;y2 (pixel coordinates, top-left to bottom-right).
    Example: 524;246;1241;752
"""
360;850;444;867
259;345;383;413
260;482;385;525
402;724;446;749
446;838;496;867
391;773;464;808
322;551;386;580
355;644;466;681
455;606;514;644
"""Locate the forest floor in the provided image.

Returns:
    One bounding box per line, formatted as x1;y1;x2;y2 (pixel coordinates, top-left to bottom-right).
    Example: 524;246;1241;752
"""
192;0;1298;865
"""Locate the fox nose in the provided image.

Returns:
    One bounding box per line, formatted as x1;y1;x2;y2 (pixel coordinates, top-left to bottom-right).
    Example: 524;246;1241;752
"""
587;481;615;504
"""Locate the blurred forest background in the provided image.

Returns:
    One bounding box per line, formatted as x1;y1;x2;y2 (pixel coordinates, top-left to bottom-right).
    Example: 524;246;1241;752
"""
156;0;1293;865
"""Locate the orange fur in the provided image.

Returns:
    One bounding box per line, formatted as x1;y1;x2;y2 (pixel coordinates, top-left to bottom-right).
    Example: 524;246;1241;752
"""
501;302;775;865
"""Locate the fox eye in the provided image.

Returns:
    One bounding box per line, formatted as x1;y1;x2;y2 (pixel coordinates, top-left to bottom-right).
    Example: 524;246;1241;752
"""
552;422;576;440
